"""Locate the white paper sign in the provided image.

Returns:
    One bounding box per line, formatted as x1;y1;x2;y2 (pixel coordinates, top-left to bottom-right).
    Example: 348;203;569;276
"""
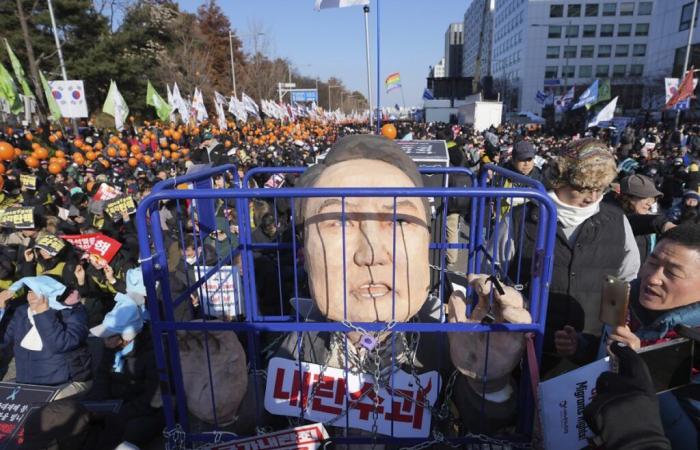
48;80;88;118
264;357;440;438
204;423;329;450
192;265;244;318
538;357;610;450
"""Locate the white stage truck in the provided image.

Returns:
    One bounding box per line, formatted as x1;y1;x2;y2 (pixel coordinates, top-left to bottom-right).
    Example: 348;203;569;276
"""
458;97;503;131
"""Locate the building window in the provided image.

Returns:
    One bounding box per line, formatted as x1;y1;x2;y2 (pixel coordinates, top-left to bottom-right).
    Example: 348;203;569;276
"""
581;45;595;58
583;24;596;37
638;2;653;15
615;44;630;57
620;2;634;16
548;25;562;38
618;24;632;36
564;45;577;58
585;3;599;17
550;4;564;17
603;3;616;16
633;44;647;57
562;66;575;78
567;4;581;17
598;45;612;57
579;65;593;78
547;46;560;59
545;66;559;79
635;23;650;36
600;24;614;37
596;65;610;77
630;64;644;76
680;2;699;31
613;64;627;77
566;25;579;38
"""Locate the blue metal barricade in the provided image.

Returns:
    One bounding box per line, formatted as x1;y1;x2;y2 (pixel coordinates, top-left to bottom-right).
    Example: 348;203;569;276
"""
135;163;557;449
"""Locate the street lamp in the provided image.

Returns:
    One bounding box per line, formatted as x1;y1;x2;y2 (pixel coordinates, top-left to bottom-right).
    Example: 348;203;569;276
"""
328;85;341;110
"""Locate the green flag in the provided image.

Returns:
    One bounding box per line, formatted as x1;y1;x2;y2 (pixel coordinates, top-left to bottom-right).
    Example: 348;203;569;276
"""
146;80;172;122
103;80;129;130
4;39;33;98
39;71;61;121
0;62;22;114
597;79;611;104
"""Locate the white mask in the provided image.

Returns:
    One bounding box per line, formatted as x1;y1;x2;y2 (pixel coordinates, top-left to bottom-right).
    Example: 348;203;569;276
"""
186;256;197;265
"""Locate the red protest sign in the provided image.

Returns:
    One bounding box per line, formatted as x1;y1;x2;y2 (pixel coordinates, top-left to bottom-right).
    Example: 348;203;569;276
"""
61;233;102;252
92;183;122;202
86;234;122;263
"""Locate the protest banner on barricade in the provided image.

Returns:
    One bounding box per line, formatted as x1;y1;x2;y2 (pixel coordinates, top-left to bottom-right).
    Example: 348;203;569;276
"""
19;175;35;190
204;423;329;450
0;207;34;229
264;357;440;438
0;382;60;449
192;265;244;318
104;196;136;220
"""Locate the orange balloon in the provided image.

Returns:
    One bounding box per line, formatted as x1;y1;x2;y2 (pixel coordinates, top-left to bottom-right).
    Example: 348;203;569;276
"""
143;155;153;165
119;149;128;158
100;159;110;169
35;147;49;160
171;152;180;161
0;142;15;161
95;142;104;150
163;150;171;158
48;162;62;174
0;163;5;174
381;123;397;140
141;137;150;146
25;132;33;141
169;143;178;151
130;144;140;153
25;156;39;168
180;148;189;156
107;147;117;157
48;135;57;143
56;157;67;168
164;129;172;138
128;157;138;167
31;143;40;151
55;150;65;158
55;130;62;139
153;151;162;160
86;151;97;161
172;131;182;141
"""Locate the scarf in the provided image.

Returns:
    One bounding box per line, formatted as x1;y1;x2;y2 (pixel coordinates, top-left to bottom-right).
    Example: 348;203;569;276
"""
547;191;602;229
113;341;135;374
20;308;43;351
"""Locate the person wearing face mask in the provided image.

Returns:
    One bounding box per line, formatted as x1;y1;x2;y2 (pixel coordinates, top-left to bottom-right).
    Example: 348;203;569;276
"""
0;276;92;400
612;174;673;265
492;138;640;375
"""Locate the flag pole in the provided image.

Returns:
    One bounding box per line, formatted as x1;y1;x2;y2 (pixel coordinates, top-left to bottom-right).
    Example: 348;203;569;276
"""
677;0;698;128
400;84;406;112
47;0;78;136
375;0;381;133
363;5;373;132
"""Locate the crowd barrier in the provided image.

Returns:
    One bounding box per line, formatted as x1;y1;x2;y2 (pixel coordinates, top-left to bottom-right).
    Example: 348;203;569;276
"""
135;162;556;449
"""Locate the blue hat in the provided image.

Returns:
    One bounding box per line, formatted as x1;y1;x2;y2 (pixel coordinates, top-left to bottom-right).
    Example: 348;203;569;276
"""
90;294;144;340
10;276;68;310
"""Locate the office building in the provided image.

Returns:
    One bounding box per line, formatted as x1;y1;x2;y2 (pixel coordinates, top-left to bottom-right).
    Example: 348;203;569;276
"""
462;0;495;80
492;0;654;114
445;23;464;77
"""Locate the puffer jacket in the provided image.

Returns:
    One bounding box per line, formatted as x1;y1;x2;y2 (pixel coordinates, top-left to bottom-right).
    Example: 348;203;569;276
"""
1;304;91;385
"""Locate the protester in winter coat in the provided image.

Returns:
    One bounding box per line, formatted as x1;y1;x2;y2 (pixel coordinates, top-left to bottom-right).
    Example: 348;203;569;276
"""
608;224;700;450
0;276;92;399
86;295;162;446
668;190;700;225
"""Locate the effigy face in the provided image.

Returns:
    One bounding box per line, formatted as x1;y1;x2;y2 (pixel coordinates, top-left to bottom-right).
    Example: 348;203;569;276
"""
302;158;430;323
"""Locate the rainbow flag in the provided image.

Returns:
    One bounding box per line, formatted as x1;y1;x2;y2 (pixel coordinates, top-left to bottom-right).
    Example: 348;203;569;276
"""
385;72;401;93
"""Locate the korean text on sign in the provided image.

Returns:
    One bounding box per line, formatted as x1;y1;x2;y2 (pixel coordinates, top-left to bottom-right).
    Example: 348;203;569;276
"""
264;357;440;438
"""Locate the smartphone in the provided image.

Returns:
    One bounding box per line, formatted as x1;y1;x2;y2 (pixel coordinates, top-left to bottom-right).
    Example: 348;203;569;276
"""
637;338;694;394
600;275;630;327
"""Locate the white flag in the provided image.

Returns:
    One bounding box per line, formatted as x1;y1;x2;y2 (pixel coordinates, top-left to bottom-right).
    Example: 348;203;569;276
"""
228;96;247;122
102;80;129;130
241;92;259;116
314;0;369;10
213;91;228;130
588;96;618;128
166;84;177;123
192;88;208;123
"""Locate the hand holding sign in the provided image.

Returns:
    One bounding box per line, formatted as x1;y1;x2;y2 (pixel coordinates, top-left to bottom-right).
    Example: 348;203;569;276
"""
447;274;531;389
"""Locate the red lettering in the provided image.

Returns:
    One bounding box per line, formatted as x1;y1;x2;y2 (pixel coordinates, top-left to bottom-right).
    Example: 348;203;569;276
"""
349;382;384;420
273;368;291;400
311;375;342;414
384;389;414;424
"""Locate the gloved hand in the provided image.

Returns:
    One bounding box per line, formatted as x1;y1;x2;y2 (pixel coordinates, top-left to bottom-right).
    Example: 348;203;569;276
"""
447;274;531;392
584;342;671;450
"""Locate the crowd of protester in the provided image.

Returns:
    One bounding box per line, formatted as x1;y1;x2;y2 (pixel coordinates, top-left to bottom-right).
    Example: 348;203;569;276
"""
0;116;699;448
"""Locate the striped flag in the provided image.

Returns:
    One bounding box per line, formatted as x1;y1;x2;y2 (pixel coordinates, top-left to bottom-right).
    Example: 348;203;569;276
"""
314;0;369;10
422;88;434;100
385;72;401;93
